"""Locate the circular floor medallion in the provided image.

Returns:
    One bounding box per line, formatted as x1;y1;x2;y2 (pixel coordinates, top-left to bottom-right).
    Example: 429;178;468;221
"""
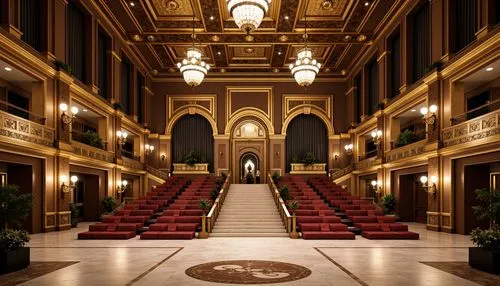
185;260;312;284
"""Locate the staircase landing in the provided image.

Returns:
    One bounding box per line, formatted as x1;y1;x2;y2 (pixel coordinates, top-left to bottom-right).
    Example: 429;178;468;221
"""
211;184;288;237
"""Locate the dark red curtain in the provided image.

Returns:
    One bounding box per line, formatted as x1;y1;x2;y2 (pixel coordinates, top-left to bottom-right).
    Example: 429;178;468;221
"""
171;114;214;172
285;114;328;172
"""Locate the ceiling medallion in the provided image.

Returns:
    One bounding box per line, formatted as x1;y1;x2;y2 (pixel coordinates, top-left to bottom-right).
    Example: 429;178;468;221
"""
245;35;254;42
211;35;221;42
279;35;288;42
244;47;255;54
177;15;210;86
147;35;156;42
220;68;226;73
227;0;271;34
289;1;320;87
132;34;142;41
357;34;367;41
273;68;280;73
341;69;347;75
164;0;179;10
343;35;352;41
321;0;335;10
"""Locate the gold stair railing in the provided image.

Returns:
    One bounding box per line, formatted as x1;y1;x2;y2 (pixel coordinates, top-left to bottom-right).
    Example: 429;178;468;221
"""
268;173;292;235
205;172;232;236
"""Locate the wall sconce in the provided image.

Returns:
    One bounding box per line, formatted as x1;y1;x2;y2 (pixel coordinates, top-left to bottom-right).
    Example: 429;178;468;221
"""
370;180;382;194
334;154;339;161
60;175;78;194
344;144;354;155
420;104;438;128
219;151;224;156
160;154;166;161
59;103;78;128
371;130;383;145
420;175;438;199
275;151;280;157
144;144;155;156
116;130;128;146
117;180;128;193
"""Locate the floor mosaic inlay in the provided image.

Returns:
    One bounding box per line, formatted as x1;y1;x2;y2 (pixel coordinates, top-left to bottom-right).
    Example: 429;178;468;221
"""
185;260;312;284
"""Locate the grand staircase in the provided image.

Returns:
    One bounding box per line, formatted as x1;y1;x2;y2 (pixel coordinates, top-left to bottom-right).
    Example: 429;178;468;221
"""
211;184;288;237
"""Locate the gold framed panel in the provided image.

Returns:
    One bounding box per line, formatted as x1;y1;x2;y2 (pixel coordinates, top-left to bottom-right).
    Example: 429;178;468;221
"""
167;95;217;121
225;86;273;127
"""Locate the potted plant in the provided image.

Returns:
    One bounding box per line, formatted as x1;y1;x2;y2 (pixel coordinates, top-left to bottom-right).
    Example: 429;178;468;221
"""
0;185;33;274
69;203;79;228
199;199;213;215
81;130;104;149
102;196;117;215
381;194;396;215
279;185;289;201
469;188;500;274
288;200;300;216
302;152;317;166
271;172;280;185
210;188;219;201
184;150;201;166
54;60;73;75
112;102;124;111
395;129;419;148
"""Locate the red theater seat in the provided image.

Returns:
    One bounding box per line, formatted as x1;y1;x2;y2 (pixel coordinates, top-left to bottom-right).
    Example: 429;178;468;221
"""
301;223;355;240
78;223;136;239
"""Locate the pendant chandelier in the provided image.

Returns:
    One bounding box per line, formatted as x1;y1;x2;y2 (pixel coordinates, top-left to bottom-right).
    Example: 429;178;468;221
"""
289;1;321;87
177;15;209;86
227;0;271;34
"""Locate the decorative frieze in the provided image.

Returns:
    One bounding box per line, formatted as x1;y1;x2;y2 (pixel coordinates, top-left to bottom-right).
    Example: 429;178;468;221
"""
71;141;114;163
0;110;54;146
123;157;144;170
289;163;327;175
442;111;499;147
173;163;210;175
385;140;426;163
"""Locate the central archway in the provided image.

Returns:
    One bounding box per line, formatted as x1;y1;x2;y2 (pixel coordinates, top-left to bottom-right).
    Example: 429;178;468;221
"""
240;152;260;184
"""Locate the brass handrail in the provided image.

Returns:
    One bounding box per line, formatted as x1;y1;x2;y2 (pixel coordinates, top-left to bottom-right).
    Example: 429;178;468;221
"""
268;173;291;233
206;172;232;233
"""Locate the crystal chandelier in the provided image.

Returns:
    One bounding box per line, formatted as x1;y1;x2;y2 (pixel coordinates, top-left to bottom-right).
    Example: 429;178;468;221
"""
177;15;209;86
289;1;321;87
227;0;271;33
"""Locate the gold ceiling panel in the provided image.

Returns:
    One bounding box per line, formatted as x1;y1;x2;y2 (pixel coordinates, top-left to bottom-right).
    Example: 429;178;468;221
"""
231;45;270;59
306;0;349;17
150;0;194;16
287;45;331;61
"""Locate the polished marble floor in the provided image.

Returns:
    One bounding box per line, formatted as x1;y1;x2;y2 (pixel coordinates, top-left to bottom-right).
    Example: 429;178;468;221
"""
13;223;481;286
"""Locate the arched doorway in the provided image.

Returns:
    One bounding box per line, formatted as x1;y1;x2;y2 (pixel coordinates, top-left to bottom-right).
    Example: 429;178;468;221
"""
171;114;214;172
230;119;268;183
240;152;260;184
285;114;328;173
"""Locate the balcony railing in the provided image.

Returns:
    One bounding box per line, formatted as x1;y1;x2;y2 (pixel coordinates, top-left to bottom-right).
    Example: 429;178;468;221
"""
71;130;108;150
359;149;377;161
451;99;500;125
121;149;140;161
0;100;46;125
390;130;426;150
443;108;500;147
0;109;54;146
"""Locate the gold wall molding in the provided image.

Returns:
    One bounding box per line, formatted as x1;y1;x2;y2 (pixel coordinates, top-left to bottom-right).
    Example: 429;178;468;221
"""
283;94;332;119
225;87;273;126
165;106;218;135
71;141;115;163
385;140;427;163
167;95;217;123
281;105;334;136
224;109;275;135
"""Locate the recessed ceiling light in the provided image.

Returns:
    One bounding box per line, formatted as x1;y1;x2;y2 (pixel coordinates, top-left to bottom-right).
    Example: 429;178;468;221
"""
129;2;135;7
284;16;289;20
277;51;282;55
209;16;214;20
83;109;88;112
4;67;12;71
364;1;370;6
217;51;222;55
411;109;416;112
486;67;494;72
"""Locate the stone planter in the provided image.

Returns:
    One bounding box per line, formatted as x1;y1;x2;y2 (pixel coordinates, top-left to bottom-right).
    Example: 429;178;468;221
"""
469;247;500;274
0;247;30;274
289;163;327;175
173;163;209;175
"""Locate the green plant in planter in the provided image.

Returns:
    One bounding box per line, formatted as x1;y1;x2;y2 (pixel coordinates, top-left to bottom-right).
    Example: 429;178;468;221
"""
291;156;299;163
381;194;396;215
279;185;289;201
288;200;300;215
469;188;500;273
395;129;419;148
302;152;317;165
69;203;79;228
113;102;124;111
102;196;117;214
210;188;219;201
0;185;33;231
81;130;104;149
199;199;213;215
54;60;73;74
184;150;202;166
271;172;280;184
0;185;33;274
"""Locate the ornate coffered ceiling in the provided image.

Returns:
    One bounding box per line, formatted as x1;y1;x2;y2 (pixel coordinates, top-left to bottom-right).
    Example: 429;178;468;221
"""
96;0;407;78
